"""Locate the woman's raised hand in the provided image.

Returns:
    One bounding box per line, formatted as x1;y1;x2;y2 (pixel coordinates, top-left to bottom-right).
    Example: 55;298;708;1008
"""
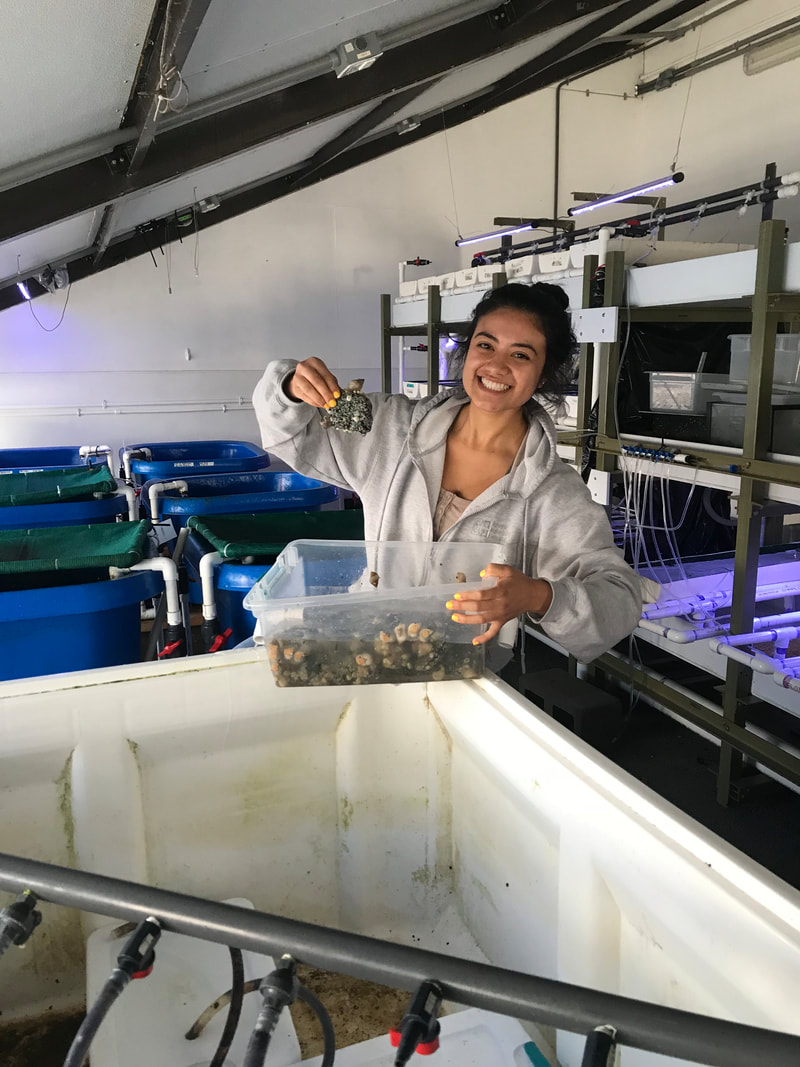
286;357;342;410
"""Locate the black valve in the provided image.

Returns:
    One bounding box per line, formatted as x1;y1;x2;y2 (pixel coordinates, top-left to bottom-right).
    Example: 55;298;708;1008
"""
389;980;443;1066
0;890;42;959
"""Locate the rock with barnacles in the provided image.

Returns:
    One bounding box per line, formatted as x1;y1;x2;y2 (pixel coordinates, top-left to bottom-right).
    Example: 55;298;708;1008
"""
320;379;373;435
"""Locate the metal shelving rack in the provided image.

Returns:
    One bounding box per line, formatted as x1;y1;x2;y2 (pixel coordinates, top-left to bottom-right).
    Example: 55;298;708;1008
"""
382;219;800;804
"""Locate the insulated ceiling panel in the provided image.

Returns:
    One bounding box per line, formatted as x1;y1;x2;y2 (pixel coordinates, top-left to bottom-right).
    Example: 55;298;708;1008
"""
0;1;156;171
183;0;496;103
368;10;615;136
107;104;378;237
0;211;102;285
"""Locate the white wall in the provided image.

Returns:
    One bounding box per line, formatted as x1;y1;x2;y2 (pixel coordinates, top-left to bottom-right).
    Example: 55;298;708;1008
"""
1;0;799;460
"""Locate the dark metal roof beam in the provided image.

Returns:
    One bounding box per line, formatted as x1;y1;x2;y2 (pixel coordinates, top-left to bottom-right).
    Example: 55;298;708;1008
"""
289;82;442;188
0;0;622;246
125;0;215;175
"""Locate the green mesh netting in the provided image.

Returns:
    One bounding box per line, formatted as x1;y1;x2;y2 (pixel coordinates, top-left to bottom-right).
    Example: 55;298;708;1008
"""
0;465;119;507
0;520;151;574
187;510;365;559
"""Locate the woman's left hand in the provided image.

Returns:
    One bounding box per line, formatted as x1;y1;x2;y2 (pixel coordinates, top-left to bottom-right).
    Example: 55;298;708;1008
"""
446;564;553;645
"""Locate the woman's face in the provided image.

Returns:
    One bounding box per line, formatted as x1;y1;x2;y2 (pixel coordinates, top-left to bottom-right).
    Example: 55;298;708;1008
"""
461;307;547;412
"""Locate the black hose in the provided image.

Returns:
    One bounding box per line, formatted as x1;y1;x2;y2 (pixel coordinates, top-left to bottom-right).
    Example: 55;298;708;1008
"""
62;969;128;1067
243;1017;273;1067
298;982;336;1067
209;947;245;1067
702;487;738;526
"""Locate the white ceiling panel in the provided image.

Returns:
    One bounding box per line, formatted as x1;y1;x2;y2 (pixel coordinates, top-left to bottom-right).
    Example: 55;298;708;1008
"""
369;8;625;136
0;211;102;284
183;0;492;103
108;104;378;236
0;0;156;171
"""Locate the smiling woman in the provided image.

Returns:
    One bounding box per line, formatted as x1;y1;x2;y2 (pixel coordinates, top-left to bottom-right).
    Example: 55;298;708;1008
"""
252;282;655;667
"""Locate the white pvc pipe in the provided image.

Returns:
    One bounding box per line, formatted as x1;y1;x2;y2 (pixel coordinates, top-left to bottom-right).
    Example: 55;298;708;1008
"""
707;640;777;674
80;444;114;472
643;581;800;620
714;626;800;649
199;551;222;621
121;448;152;485
109;558;181;626
775;672;800;695
637;618;728;643
119;484;137;523
596;226;612;267
148;480;188;522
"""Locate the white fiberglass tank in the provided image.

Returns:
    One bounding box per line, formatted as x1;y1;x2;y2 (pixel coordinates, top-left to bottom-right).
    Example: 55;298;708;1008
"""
0;649;799;1066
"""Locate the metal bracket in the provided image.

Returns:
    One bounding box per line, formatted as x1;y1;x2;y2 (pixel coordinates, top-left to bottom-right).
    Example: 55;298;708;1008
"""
488;1;515;29
105;144;132;175
571;306;619;343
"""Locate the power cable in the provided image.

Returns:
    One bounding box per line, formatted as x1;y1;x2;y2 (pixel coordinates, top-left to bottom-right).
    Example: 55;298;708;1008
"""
28;283;71;332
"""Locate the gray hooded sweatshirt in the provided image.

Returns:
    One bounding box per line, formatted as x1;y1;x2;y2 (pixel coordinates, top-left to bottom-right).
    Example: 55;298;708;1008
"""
252;359;656;662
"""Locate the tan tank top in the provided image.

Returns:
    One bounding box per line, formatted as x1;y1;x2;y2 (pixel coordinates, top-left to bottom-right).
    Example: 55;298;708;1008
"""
433;488;471;540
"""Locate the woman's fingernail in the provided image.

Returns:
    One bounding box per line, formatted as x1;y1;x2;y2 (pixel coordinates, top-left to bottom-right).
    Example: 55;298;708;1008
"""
454;593;462;600
334;391;340;399
329;399;336;407
451;613;459;622
480;569;486;577
446;601;455;610
472;638;480;646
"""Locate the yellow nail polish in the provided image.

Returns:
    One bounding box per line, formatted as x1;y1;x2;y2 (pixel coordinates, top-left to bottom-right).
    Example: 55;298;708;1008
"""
472;638;480;646
451;613;459;622
329;399;336;408
446;601;454;610
480;569;486;577
454;593;462;600
334;391;340;399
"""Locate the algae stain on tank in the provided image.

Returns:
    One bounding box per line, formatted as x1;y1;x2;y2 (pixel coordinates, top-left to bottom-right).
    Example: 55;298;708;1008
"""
54;752;76;868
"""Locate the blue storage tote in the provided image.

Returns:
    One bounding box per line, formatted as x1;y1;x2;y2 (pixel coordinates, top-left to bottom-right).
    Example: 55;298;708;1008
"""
121;440;269;486
0;520;158;681
142;471;338;530
0;446;110;472
184;509;365;649
0;465;127;530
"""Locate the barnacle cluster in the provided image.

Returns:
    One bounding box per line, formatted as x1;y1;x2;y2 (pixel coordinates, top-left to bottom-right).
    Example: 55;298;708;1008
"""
320;379;373;436
267;619;482;687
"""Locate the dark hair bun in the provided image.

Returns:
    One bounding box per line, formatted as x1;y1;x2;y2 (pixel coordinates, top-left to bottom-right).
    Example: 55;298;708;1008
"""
531;281;569;311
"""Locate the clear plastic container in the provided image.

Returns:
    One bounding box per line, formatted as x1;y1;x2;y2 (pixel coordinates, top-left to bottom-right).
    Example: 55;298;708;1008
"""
244;539;502;687
652;371;725;411
728;333;800;385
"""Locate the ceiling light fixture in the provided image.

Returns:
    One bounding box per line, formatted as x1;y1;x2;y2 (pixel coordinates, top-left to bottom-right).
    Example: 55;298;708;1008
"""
455;217;572;247
567;172;684;216
17;281;31;300
743;30;800;75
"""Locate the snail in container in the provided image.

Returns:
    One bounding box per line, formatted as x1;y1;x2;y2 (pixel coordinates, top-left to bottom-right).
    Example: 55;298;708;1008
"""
320;379;373;436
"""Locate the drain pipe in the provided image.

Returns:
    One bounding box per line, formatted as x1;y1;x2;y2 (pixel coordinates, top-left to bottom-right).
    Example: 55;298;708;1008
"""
109;559;181;627
148;480;188;522
120;448;151;486
199;551;223;653
80;444;114;473
119;484;138;523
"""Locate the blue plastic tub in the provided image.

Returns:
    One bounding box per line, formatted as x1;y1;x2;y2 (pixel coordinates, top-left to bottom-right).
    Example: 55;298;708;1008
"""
0;570;161;681
122;440;269;486
0;496;128;530
142;471;338;530
0;446;109;473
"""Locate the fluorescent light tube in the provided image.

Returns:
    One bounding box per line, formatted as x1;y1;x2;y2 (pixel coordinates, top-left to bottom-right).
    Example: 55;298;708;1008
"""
17;281;31;300
568;172;684;216
455;223;534;248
